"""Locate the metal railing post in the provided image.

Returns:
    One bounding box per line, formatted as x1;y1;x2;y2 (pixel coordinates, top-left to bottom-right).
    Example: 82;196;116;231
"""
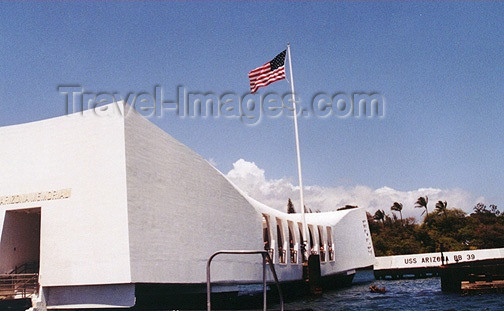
206;250;284;311
262;253;267;311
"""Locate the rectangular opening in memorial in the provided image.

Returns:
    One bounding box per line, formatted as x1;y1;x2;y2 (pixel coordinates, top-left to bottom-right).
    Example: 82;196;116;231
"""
0;208;41;274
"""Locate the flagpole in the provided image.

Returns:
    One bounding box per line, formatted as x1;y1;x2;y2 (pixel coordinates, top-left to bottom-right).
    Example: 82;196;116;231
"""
287;43;308;254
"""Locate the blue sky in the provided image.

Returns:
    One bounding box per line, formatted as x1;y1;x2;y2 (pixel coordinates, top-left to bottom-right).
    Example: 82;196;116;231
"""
1;2;503;217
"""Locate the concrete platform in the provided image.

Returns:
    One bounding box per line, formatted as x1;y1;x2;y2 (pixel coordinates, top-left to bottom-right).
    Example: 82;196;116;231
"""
461;280;504;294
440;258;504;292
374;248;504;280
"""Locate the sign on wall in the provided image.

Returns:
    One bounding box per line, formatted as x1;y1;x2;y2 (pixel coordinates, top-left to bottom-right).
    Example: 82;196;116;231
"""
0;189;72;206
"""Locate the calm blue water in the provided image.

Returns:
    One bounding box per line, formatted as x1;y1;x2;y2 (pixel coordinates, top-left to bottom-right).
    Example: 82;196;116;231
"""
278;270;504;311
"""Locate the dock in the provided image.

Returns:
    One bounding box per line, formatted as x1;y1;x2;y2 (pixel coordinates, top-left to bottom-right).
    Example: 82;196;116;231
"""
374;248;504;280
440;258;504;293
461;280;504;294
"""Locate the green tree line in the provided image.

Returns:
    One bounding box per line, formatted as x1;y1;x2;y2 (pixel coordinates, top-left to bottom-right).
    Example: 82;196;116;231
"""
368;198;504;256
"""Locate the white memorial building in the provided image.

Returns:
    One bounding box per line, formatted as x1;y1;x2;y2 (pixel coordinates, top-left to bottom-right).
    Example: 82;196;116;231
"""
0;104;374;310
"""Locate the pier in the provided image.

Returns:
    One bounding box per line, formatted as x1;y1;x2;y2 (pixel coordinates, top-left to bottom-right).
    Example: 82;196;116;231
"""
440;258;504;293
374;248;504;280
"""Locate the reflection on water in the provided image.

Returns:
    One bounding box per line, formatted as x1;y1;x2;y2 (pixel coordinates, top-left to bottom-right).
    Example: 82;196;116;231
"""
279;270;504;311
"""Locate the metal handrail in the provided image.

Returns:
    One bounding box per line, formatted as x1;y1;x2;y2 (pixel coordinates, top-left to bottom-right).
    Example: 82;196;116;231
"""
0;273;39;298
206;250;284;311
9;262;39;274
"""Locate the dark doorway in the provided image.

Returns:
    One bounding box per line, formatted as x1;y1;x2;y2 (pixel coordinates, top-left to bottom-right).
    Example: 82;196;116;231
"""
0;208;41;274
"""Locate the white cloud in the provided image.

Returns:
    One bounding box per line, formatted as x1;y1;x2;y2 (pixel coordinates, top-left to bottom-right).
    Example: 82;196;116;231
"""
226;159;484;220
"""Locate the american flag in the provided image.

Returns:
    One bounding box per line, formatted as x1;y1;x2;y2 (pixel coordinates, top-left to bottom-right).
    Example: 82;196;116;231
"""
248;50;286;93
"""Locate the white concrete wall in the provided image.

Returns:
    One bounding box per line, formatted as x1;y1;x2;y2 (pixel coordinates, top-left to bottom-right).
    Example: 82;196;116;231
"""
0;103;376;297
374;247;504;270
319;208;376;276
0;106;131;286
124;111;264;284
228;192;376;280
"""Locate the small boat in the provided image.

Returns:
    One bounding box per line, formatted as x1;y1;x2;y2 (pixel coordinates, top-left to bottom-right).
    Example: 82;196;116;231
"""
369;284;386;293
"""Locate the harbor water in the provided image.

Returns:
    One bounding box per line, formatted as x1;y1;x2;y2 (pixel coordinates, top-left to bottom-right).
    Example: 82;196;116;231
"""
278;270;504;311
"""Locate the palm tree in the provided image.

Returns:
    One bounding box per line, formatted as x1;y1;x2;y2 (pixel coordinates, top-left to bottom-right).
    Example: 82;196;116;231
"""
490;204;501;216
391;202;403;222
415;196;429;216
473;202;487;214
435;200;448;218
287;198;295;214
373;209;385;224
